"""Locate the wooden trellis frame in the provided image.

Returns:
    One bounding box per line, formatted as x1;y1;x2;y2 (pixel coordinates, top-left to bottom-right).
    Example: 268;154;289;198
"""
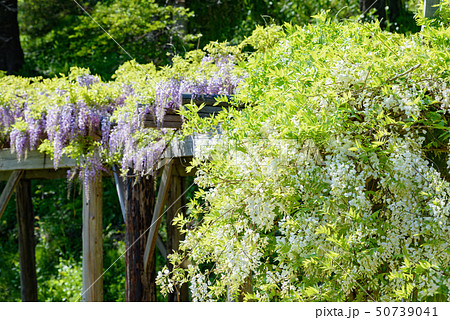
0;94;238;302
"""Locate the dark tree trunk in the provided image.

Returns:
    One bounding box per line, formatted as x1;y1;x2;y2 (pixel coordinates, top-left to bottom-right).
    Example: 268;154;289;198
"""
359;0;387;29
16;179;38;302
0;0;24;74
125;176;157;302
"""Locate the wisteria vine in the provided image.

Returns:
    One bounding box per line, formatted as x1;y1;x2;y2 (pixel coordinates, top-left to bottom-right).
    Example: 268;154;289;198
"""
0;50;245;184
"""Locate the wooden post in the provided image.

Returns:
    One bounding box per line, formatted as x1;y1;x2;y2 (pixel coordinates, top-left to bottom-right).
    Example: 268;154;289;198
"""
143;160;174;272
124;175;157;301
0;170;23;220
82;176;103;302
166;174;189;301
15;179;38;301
424;0;440;18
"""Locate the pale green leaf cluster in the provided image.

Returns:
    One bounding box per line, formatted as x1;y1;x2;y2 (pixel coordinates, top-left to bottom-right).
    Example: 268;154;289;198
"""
158;14;450;301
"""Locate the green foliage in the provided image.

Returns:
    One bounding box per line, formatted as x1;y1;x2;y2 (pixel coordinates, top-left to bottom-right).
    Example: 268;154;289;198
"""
18;0;196;78
0;185;21;302
38;258;83;302
2;0;448;303
182;0;360;48
17;0;422;79
158;13;450;302
103;237;126;302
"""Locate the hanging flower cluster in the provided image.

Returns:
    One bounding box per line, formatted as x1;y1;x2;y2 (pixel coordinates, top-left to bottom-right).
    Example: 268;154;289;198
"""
0;47;245;181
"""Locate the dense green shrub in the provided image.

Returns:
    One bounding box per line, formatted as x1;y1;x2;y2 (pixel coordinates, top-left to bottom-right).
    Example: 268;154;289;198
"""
157;11;450;301
0;187;21;302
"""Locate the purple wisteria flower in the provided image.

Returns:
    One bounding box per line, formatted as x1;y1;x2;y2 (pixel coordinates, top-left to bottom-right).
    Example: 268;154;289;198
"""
10;128;29;160
1;52;246;184
77;74;99;89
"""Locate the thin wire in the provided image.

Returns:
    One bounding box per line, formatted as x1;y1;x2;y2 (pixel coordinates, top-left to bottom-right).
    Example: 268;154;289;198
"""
72;0;136;62
71;0;157;80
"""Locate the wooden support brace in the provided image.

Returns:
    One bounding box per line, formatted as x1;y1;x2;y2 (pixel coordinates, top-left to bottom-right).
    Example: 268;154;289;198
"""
82;176;103;302
112;165;126;221
143;159;174;272
0;170;23;220
114;166;167;261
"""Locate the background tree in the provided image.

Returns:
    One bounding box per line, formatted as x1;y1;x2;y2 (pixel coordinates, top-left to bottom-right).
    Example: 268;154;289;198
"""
0;0;24;74
388;0;403;22
14;0;419;78
18;0;195;78
179;0;360;48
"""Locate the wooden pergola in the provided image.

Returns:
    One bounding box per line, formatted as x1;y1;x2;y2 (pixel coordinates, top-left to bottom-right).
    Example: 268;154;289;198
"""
0;94;233;302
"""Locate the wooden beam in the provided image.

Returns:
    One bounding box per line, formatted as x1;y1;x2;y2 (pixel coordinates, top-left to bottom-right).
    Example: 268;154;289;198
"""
0;149;76;171
143;159;174;272
181;93;235;107
0;169;70;181
143;120;182;129
139;93;244;129
0;136;216;177
156;134;221;168
0;170;23;220
16;179;38;301
82;176;103;302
